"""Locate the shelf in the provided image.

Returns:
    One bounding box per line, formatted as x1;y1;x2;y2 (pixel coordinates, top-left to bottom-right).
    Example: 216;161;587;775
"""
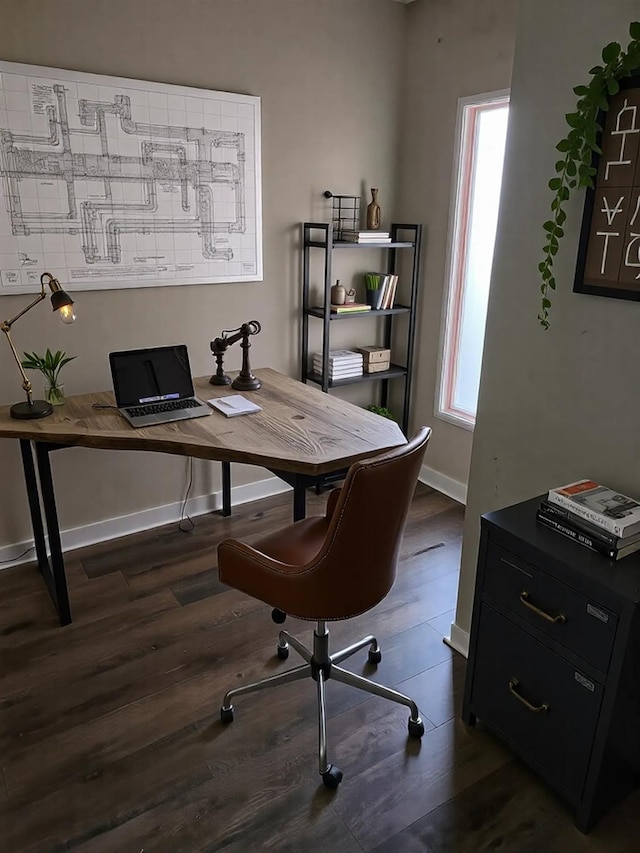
305;240;415;250
306;305;410;320
307;364;408;388
301;221;422;436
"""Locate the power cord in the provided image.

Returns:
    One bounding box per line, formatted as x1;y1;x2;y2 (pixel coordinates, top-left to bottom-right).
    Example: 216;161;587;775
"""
178;457;195;532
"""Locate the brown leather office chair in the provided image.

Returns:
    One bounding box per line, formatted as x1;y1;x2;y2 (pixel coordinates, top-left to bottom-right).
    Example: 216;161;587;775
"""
217;427;431;788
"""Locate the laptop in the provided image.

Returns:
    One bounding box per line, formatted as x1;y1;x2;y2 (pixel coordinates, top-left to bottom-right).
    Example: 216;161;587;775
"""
109;344;212;428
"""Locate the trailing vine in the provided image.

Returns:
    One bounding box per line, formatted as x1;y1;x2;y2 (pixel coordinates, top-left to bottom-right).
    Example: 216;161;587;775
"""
539;21;640;329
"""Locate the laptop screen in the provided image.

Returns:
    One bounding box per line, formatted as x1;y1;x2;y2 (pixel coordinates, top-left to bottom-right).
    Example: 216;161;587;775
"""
109;345;195;407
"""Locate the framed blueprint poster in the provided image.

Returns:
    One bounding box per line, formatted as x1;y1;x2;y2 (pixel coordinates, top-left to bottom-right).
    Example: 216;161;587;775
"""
0;61;262;294
574;75;640;301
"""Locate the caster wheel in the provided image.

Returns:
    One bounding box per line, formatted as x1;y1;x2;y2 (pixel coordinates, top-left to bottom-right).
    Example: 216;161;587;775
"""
272;608;287;624
321;764;343;789
408;717;425;738
368;648;382;665
220;705;234;723
277;644;289;660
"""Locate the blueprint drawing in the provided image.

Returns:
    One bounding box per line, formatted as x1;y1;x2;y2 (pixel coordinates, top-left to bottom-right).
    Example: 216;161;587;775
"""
0;61;262;294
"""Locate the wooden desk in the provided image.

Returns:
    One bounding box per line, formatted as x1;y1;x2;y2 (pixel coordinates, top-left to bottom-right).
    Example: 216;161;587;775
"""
0;368;405;625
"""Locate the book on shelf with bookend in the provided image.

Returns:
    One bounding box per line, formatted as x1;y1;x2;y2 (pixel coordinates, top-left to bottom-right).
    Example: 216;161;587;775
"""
536;479;640;560
365;272;398;309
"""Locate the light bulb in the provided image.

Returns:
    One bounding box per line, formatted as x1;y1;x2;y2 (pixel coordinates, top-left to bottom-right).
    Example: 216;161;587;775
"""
58;304;76;325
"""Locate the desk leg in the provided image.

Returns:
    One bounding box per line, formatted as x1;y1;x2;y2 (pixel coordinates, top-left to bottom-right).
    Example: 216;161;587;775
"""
19;440;71;626
221;462;231;517
293;475;307;522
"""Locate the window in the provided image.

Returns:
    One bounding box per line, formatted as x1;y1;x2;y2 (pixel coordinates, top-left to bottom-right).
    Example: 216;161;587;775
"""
437;91;509;428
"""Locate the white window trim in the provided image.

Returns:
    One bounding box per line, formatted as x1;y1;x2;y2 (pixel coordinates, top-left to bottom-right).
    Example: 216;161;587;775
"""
435;88;510;432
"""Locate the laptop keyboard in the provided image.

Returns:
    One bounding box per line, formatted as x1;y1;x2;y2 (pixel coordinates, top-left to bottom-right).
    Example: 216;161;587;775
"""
126;398;201;417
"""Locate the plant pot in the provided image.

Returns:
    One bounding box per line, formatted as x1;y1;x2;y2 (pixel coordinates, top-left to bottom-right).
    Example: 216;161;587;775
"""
45;383;65;406
366;289;383;309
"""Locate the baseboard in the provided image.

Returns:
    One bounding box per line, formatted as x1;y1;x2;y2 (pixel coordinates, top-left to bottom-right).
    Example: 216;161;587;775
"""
444;621;469;658
0;475;292;570
418;464;467;505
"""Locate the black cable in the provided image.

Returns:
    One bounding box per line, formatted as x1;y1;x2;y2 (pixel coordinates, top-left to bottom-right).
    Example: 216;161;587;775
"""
178;457;195;532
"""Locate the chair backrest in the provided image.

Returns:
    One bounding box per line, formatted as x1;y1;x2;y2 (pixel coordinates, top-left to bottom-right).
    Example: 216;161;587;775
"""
311;426;431;619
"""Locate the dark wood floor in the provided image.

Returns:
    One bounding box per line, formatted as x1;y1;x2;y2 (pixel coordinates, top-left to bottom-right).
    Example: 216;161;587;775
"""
2;484;640;851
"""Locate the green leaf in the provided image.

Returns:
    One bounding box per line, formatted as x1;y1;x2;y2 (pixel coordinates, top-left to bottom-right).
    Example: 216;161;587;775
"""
543;220;555;232
542;298;551;309
556;138;572;152
573;85;589;96
602;42;621;63
548;177;562;191
606;77;621;96
538;261;548;273
566;158;577;176
565;112;582;128
555;159;566;172
589;65;604;75
630;21;640;39
556;208;567;226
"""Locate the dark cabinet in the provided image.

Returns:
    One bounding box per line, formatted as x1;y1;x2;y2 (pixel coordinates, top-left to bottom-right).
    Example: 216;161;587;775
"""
463;496;640;833
300;222;422;435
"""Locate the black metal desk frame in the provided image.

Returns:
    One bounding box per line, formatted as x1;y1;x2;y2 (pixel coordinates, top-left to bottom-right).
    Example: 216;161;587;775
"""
20;446;335;627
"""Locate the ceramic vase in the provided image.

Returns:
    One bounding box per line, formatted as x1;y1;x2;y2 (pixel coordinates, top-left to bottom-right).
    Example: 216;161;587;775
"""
366;188;381;230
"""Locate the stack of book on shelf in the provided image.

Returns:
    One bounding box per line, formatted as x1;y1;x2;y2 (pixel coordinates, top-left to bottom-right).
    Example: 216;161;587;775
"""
330;302;371;314
312;349;363;381
364;272;399;309
537;479;640;561
340;230;392;244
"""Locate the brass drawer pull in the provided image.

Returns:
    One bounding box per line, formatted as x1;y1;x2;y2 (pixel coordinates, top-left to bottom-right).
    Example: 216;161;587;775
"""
508;678;549;714
519;590;566;624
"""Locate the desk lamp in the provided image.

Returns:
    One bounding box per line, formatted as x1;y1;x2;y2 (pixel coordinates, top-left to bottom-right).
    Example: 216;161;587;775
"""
1;272;77;420
209;320;262;390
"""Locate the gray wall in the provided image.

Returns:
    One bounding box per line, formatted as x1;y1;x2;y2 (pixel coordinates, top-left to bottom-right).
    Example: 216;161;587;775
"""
0;0;406;549
455;0;640;645
400;0;517;495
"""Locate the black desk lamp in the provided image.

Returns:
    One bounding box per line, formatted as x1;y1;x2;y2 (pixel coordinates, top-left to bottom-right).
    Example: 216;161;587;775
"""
1;272;77;419
209;320;262;390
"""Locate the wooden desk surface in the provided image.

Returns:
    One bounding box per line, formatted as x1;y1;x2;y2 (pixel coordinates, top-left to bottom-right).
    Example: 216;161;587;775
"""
0;368;406;475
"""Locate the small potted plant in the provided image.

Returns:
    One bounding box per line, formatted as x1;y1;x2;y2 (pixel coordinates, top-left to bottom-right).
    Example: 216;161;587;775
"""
21;348;76;406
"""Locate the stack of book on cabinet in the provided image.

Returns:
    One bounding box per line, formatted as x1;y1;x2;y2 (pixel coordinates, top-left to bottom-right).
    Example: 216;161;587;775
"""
340;230;392;244
537;479;640;560
312;349;363;381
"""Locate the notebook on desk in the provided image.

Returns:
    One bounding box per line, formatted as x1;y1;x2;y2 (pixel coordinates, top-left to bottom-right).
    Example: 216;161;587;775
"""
109;344;211;428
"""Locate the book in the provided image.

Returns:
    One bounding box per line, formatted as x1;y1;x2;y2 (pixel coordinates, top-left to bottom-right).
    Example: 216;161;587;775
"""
207;395;262;417
339;232;392;244
341;230;390;239
380;274;399;309
330;303;372;313
547;480;640;538
536;511;640;560
538;499;640;547
312;363;362;373
313;349;363;363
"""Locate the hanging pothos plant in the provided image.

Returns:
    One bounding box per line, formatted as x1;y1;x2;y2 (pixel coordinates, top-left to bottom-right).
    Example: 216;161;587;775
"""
538;21;640;329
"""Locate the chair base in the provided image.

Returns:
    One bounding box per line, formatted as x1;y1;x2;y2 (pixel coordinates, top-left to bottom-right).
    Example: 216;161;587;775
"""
220;620;425;788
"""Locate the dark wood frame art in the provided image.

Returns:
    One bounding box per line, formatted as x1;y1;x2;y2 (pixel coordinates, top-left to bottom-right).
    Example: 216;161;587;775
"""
574;74;640;302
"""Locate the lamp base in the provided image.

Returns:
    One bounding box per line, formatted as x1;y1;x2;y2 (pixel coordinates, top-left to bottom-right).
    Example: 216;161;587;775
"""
10;399;54;420
232;374;261;391
210;373;232;386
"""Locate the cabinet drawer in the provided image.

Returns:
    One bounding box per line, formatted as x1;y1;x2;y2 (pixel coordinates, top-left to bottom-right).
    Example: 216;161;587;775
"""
484;541;617;672
472;605;604;801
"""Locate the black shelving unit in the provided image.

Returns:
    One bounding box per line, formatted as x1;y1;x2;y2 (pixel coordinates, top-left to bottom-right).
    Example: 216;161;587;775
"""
301;222;422;435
